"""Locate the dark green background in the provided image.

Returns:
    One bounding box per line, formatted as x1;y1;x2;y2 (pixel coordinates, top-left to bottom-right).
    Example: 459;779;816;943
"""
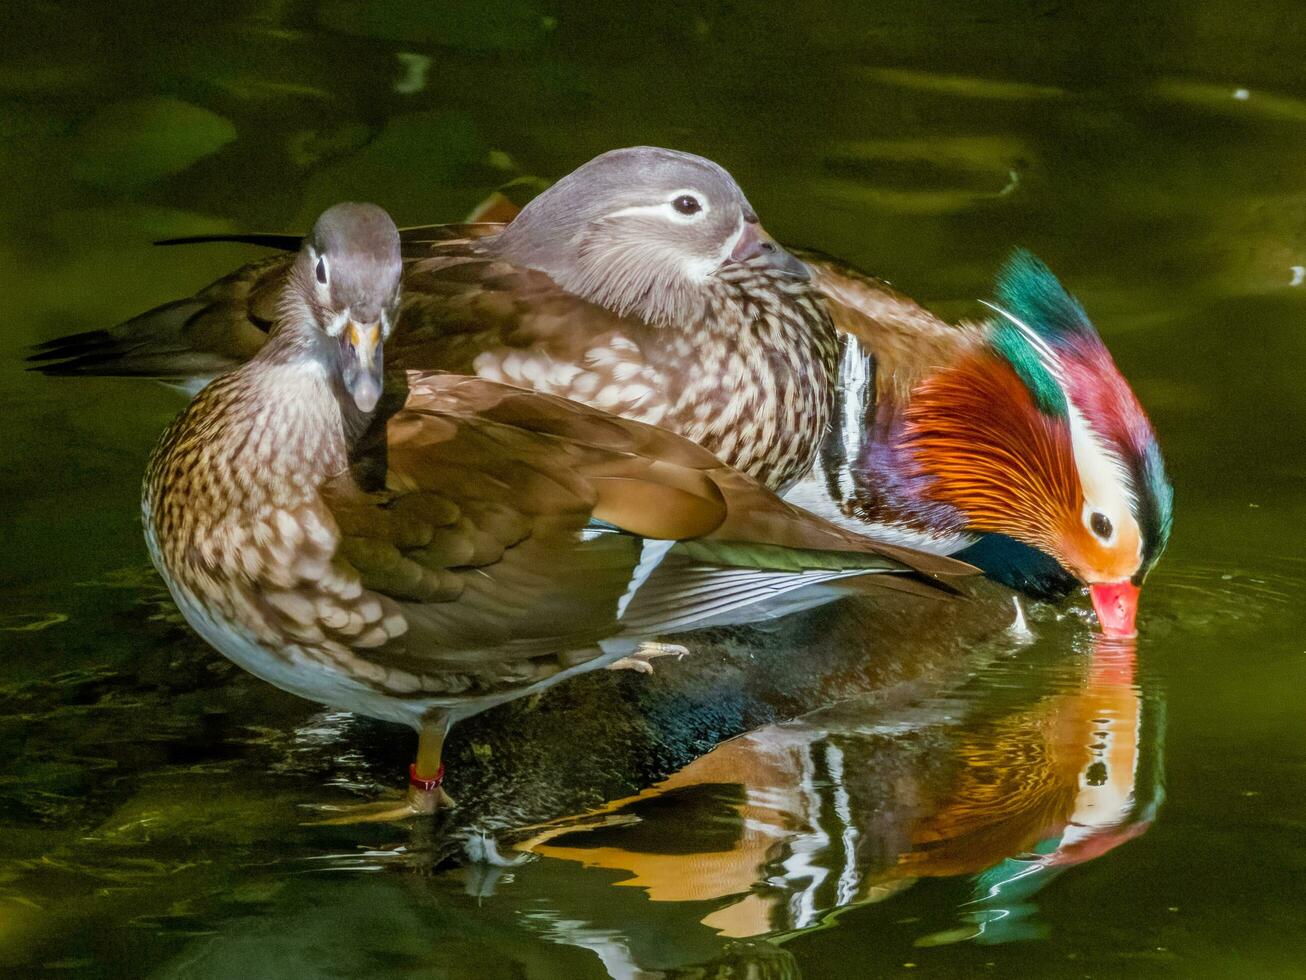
1;1;1303;976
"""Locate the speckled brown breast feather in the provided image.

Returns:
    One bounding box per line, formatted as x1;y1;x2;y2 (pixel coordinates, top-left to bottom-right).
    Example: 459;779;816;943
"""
142;354;413;690
664;263;838;490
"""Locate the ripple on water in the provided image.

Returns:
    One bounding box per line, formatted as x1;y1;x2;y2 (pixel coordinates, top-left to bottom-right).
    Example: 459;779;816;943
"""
1143;553;1302;633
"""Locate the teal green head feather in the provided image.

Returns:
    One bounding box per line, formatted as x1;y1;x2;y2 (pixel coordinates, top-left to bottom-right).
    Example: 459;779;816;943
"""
939;249;1174;634
984;249;1105;418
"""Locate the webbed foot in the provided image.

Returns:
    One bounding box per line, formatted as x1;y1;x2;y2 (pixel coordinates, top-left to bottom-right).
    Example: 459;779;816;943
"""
607;641;690;675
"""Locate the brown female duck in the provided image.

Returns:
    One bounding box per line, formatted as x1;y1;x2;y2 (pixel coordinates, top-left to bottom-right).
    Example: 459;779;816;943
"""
142;203;966;819
45;146;834;492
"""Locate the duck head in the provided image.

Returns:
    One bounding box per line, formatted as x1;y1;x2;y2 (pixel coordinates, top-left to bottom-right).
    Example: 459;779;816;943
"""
873;252;1173;636
287;202;403;413
490;146;808;325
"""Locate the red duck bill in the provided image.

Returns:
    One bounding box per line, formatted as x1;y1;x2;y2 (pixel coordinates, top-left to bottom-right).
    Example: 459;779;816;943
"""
1090;581;1140;638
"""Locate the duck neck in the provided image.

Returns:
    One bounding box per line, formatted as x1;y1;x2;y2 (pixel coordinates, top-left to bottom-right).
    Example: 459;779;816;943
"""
661;266;838;489
154;313;361;521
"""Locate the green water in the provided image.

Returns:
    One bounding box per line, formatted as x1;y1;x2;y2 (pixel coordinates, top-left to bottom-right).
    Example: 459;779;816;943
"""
2;1;1304;976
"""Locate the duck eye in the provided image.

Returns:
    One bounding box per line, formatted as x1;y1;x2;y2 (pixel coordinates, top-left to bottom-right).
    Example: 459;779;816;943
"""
1089;511;1113;540
672;194;702;215
315;256;329;286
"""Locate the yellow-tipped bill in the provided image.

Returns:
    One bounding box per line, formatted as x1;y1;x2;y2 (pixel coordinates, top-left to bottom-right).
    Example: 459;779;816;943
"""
340;320;384;412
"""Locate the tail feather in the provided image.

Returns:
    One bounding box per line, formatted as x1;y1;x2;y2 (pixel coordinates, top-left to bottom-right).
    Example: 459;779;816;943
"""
26;299;238;379
154;232;302;250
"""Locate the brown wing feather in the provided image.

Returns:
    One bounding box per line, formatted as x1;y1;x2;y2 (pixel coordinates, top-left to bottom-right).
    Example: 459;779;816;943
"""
150;369;970;704
797;249;986;403
389;241;672;429
308;375;746;693
396;375;975;578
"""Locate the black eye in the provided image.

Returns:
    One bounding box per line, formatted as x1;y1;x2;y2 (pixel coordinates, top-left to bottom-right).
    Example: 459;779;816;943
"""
672;194;701;215
1090;511;1113;540
315;257;328;285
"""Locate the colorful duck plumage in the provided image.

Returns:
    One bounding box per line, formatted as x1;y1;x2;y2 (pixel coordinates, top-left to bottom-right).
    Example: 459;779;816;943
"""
516;637;1159;940
802;249;1173;635
28;153;1173;634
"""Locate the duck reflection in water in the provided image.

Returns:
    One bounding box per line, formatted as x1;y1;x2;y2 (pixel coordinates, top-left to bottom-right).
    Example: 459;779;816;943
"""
515;636;1161;945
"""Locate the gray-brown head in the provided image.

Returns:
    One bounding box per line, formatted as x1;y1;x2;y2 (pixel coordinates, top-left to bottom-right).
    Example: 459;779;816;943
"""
490;146;808;325
286;202;403;412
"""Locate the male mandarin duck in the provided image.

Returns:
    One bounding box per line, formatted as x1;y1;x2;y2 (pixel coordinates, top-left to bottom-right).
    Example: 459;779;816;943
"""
140;202;966;819
38;146;834;492
793;251;1174;637
29;148;1173;634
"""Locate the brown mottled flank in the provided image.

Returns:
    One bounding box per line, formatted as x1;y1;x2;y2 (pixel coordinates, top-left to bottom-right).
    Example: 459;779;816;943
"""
143;344;963;720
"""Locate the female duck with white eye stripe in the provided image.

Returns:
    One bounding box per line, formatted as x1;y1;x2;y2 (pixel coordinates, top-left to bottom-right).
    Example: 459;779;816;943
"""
50;147;831;494
142;202;970;821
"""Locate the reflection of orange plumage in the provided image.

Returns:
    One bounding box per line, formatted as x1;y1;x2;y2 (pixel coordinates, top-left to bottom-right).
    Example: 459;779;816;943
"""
517;727;812;909
898;642;1141;879
517;641;1147;939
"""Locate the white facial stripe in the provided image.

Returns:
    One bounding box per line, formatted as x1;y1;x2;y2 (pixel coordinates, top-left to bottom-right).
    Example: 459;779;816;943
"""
983;297;1142;555
605;202;671;219
1067;398;1141;558
979;299;1069;387
606;188;711;225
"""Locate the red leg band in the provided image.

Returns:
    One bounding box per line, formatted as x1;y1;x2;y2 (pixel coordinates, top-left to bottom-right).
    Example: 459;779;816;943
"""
409;762;445;792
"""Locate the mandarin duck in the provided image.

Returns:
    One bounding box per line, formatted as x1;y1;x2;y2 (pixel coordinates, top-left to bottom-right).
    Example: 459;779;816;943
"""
140;203;966;820
792;250;1174;637
37;146;834;492
28;153;1172;634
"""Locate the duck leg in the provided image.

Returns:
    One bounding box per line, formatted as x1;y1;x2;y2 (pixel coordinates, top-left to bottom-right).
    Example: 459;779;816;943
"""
310;711;454;824
408;712;456;813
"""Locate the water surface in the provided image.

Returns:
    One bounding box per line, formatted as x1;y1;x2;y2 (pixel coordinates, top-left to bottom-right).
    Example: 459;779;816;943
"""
1;1;1304;976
